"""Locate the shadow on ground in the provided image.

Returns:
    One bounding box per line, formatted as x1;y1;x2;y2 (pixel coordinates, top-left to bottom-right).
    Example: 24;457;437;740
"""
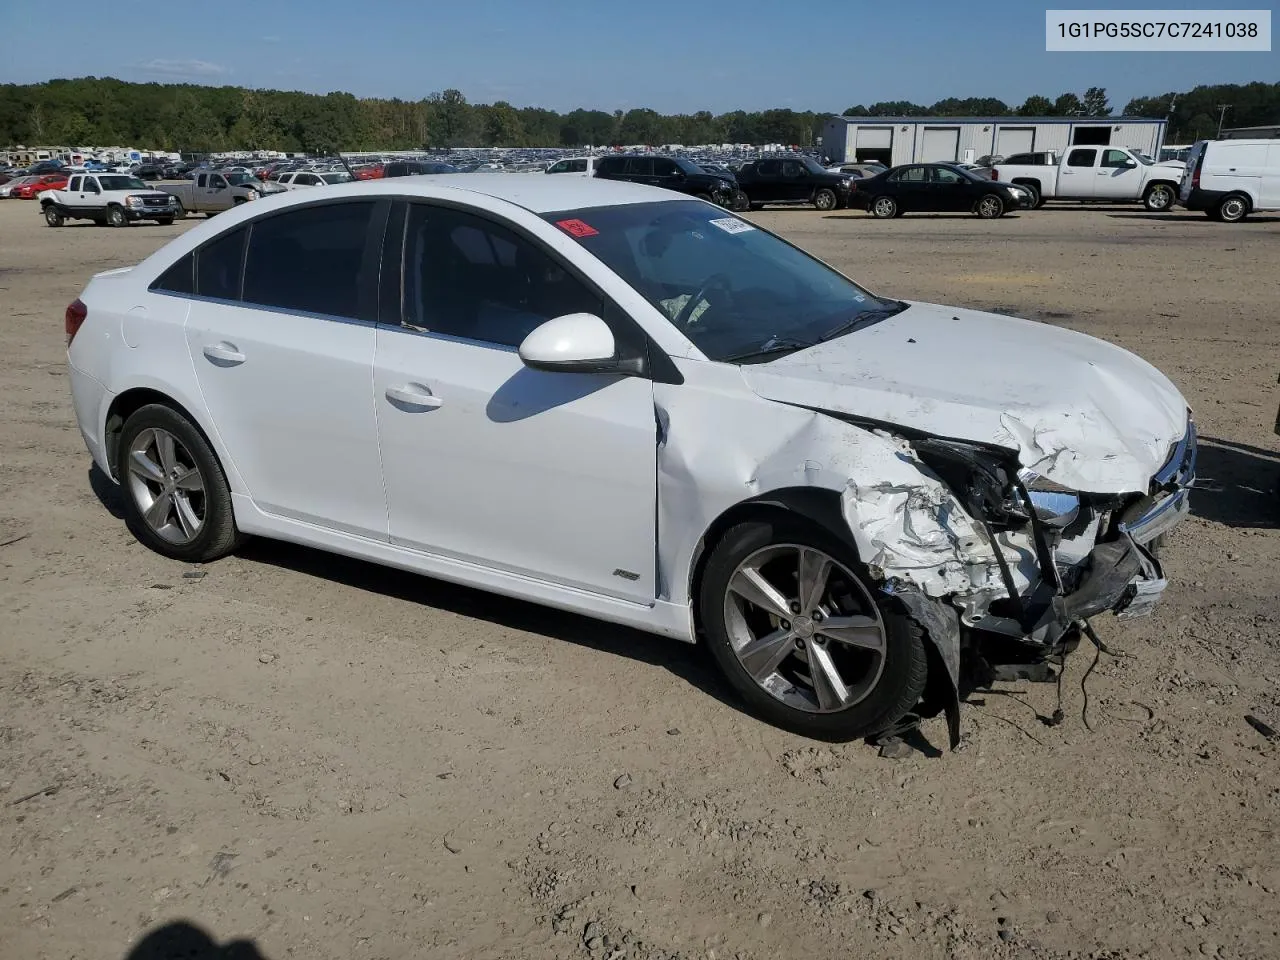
125;921;267;960
1192;436;1280;528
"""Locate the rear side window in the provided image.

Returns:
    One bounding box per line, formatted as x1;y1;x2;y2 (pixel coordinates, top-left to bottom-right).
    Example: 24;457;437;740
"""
1067;149;1097;167
68;176;81;191
242;201;376;319
596;157;621;175
151;252;195;295
625;157;652;176
757;160;781;176
197;227;247;300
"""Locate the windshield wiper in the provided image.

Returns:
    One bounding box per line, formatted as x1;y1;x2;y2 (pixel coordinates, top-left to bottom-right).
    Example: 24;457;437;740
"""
722;337;816;363
819;301;908;342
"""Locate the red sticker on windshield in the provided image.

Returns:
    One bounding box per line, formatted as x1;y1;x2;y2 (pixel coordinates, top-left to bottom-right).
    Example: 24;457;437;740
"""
556;218;599;238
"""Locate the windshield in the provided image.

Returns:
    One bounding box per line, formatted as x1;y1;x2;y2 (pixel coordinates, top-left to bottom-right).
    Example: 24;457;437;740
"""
543;199;901;362
1134;152;1155;165
800;157;828;174
320;172;353;183
99;175;148;190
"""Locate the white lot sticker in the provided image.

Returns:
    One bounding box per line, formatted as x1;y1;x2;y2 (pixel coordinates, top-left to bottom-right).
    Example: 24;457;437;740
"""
708;217;755;234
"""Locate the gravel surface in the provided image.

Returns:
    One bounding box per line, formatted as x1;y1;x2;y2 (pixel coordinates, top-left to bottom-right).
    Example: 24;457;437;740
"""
1;199;1278;960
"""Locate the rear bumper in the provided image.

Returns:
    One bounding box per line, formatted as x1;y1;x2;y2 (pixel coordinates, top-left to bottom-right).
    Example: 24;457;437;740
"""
1179;186;1228;211
68;360;114;476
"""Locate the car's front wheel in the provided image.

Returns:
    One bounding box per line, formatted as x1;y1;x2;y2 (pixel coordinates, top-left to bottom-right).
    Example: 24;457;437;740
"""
115;404;242;562
106;205;129;228
43;204;63;227
1143;182;1176;211
699;516;927;740
976;194;1005;218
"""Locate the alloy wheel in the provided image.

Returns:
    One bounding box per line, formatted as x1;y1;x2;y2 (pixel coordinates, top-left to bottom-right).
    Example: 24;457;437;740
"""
126;427;206;544
722;544;887;714
978;196;1003;218
1148;185;1173;209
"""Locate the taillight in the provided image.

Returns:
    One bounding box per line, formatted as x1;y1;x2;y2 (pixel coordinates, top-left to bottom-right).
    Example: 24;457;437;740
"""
990;168;999;181
1191;157;1201;189
65;298;87;346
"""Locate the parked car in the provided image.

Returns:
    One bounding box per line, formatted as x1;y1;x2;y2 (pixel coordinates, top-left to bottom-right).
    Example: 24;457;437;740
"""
826;162;887;179
594;155;736;207
1000;151;1059;167
156;171;283;217
850;163;1027;218
41;173;181;227
0;175;39;198
64;175;1194;745
276;171;353;190
133;163;168;181
545;157;598;176
992;146;1184;211
1178;139;1280;222
383;160;459;177
27;160;68;176
735;157;854;211
12;173;69;199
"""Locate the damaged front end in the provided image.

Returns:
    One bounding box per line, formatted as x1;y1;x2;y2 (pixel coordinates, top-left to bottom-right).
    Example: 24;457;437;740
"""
833;414;1197;746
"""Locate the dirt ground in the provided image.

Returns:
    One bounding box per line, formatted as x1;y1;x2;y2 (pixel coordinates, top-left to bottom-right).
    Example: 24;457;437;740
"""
1;196;1278;960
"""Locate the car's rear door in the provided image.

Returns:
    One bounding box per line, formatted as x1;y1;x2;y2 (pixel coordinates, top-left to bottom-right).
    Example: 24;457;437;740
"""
372;200;658;602
1059;148;1098;198
888;165;928;209
183;198;389;538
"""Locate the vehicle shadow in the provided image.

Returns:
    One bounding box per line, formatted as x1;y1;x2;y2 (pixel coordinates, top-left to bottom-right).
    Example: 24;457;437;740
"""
822;213;1023;221
89;463;127;519
1192;435;1280;528
1107;212;1280;224
235;538;738;710
123;920;267;959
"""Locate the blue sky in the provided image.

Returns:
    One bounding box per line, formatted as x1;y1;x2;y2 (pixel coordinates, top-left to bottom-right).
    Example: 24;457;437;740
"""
1;0;1274;112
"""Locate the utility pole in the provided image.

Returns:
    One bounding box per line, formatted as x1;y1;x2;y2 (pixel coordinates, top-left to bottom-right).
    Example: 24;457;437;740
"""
1216;103;1231;138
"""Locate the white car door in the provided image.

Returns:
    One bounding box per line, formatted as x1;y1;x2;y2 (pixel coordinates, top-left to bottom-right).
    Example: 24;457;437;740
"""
1058;147;1099;198
1094;148;1145;199
373;201;658;601
182;198;389;537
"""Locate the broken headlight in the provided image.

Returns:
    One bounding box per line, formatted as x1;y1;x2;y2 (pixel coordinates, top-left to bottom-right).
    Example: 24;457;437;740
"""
1017;470;1081;528
913;438;1027;527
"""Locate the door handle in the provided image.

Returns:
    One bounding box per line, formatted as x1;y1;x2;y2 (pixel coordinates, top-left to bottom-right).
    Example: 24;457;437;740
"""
202;341;245;366
385;383;443;411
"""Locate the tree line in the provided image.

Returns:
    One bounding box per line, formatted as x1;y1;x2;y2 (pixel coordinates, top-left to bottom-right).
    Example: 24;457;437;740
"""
1;78;1276;155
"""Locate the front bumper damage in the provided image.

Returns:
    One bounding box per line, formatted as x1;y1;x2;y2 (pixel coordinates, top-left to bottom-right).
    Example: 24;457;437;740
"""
843;415;1197;747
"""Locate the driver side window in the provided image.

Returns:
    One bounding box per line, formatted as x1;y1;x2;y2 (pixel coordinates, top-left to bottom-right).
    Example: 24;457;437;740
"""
1101;149;1131;168
84;178;100;194
401;205;602;348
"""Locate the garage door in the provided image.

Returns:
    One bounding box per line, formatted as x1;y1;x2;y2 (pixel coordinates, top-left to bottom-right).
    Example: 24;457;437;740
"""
921;127;960;162
996;127;1034;156
856;127;893;150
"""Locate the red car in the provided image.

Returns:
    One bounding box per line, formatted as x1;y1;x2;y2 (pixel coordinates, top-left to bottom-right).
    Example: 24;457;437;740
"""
12;174;68;199
352;163;384;180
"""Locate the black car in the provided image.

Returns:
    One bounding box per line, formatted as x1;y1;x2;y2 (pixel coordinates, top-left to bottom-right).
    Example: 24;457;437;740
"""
593;155;736;206
134;163;166;181
734;156;853;211
383;160;459;177
849;163;1026;219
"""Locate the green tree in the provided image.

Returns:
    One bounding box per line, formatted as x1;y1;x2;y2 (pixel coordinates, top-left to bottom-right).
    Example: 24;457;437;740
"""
1017;95;1054;116
1053;92;1083;116
1082;87;1110;116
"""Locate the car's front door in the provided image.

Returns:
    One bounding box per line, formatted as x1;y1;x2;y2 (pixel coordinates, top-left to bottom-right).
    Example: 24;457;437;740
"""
1059;148;1098;198
927;166;973;211
1094;149;1143;199
372;201;658;601
182;198;389;537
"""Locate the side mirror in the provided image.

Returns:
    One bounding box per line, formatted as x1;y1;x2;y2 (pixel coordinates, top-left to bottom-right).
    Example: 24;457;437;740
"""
519;314;639;376
1124;159;1138;168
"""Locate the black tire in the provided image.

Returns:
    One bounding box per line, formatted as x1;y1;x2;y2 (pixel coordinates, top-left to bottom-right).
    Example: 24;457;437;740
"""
156;217;174;226
1143;182;1176;212
1021;184;1041;208
748;202;764;211
732;190;750;212
115;404;242;563
696;192;714;203
172;199;185;219
870;195;897;219
976;193;1005;219
812;187;837;211
44;204;63;227
698;515;928;741
1217;194;1248;222
107;205;129;228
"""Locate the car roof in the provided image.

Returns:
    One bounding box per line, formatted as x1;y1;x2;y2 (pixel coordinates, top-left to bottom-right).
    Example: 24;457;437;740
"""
240;173;679;214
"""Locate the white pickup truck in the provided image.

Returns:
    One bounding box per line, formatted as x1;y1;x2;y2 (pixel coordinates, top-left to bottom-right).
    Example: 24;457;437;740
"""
991;146;1185;211
39;173;182;227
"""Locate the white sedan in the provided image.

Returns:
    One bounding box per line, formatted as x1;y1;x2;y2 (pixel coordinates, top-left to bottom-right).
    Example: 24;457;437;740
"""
64;176;1195;745
275;171;353;190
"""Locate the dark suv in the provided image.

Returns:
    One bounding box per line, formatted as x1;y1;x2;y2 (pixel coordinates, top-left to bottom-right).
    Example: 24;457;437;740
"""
594;155;735;206
735;156;853;210
383;160;459;177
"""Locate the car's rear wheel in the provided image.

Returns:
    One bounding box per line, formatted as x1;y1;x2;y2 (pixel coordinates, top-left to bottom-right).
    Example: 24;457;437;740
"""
976;194;1005;218
749;202;764;211
1143;183;1176;211
1019;184;1041;208
115;404;241;563
699;516;927;740
107;205;129;228
871;196;897;219
44;205;63;227
1217;194;1249;222
813;187;837;211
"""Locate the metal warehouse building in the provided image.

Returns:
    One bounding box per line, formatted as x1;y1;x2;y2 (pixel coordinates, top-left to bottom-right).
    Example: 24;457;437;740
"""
821;116;1168;166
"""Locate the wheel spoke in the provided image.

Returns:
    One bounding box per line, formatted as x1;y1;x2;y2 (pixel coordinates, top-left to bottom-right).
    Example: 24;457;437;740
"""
797;548;831;615
128;449;165;484
144;491;173;530
173;467;204;492
819;615;885;652
155;430;179;474
728;566;792;621
172;492;200;537
808;643;851;710
738;627;796;681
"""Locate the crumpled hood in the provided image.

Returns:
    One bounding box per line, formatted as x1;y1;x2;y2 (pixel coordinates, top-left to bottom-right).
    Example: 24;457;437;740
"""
738;302;1189;493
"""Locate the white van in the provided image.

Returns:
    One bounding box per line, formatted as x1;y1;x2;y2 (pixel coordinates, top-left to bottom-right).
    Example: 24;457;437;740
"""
1179;139;1280;222
544;156;598;176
